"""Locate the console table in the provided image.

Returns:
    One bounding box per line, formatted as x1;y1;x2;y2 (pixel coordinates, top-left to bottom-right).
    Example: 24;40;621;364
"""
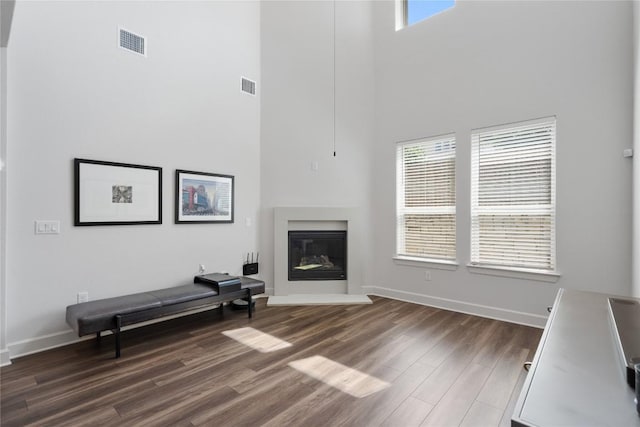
512;288;639;426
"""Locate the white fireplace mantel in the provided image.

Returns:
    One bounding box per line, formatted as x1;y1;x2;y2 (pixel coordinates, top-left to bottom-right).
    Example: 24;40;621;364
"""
273;207;365;297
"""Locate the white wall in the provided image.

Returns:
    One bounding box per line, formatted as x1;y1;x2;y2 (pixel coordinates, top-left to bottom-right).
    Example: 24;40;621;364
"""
5;0;635;360
260;1;375;294
1;47;8;365
1;0;15;366
1;0;15;48
633;0;640;299
6;0;261;357
368;0;634;326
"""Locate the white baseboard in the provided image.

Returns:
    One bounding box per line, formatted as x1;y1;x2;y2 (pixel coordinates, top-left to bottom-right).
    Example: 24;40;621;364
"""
267;294;372;306
4;288;543;361
3;301;267;360
7;330;90;360
362;285;546;329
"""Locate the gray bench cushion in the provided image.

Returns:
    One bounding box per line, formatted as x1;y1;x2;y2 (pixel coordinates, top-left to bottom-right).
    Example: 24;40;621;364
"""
148;284;216;305
66;292;162;336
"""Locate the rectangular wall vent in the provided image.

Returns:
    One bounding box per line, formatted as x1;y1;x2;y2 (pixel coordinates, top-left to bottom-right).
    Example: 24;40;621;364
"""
241;77;256;96
119;28;146;56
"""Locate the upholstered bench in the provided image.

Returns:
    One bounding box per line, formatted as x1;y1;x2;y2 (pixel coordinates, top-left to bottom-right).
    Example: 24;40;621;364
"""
66;276;265;358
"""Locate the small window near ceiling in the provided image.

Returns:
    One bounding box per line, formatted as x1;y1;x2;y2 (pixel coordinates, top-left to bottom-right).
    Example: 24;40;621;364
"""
396;0;455;30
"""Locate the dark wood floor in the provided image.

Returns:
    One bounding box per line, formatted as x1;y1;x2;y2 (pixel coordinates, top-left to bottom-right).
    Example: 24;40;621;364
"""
1;296;541;427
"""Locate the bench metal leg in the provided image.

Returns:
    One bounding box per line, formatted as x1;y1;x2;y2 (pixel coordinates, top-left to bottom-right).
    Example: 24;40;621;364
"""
114;315;122;359
246;289;253;319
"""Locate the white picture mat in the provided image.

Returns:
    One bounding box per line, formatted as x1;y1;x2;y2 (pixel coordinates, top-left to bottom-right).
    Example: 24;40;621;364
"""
177;171;232;222
79;163;160;222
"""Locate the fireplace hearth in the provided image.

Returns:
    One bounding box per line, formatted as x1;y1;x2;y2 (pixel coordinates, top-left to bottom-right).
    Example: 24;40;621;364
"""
288;231;347;281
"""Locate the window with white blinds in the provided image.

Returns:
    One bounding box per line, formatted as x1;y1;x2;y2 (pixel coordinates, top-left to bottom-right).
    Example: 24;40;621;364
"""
471;117;556;271
396;135;456;261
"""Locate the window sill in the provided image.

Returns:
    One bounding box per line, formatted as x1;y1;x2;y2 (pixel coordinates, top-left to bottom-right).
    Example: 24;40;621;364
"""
466;264;560;283
393;256;459;271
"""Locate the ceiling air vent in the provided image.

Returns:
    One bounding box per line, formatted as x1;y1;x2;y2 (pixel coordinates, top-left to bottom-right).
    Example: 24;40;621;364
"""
119;28;146;57
241;77;256;96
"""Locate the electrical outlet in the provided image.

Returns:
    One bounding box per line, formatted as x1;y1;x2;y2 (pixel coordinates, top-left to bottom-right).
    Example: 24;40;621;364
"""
77;291;89;303
425;271;431;281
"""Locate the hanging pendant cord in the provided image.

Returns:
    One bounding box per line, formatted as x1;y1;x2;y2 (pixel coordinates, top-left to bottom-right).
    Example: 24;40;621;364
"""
333;0;336;157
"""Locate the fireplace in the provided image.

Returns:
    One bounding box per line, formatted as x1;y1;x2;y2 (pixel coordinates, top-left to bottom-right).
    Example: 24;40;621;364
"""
273;207;363;297
288;230;347;281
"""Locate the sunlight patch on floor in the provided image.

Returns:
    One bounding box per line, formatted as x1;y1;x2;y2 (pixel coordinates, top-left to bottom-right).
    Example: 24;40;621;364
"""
288;355;390;398
222;327;292;353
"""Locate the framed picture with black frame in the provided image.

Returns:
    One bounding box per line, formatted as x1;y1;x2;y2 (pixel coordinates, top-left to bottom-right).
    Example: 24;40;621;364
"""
175;169;234;224
74;158;162;226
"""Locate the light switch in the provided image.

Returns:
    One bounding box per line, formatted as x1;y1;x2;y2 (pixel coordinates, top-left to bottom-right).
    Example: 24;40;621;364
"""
35;220;60;235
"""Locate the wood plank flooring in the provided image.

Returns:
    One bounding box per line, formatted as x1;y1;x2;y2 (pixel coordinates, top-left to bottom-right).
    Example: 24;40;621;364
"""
1;296;542;426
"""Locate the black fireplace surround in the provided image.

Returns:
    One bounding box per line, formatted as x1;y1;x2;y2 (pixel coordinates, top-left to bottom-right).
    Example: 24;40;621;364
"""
288;230;347;281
